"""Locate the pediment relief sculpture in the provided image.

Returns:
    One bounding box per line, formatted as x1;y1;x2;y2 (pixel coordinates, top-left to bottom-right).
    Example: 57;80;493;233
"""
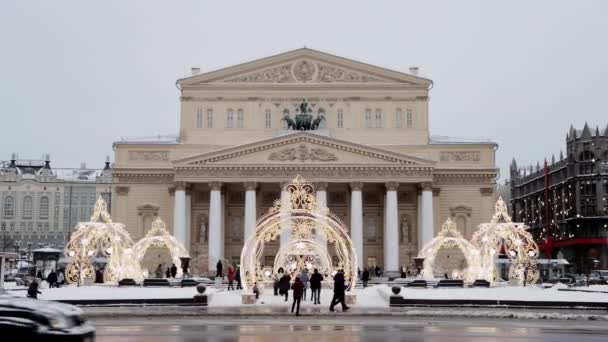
221;59;388;84
268;144;338;162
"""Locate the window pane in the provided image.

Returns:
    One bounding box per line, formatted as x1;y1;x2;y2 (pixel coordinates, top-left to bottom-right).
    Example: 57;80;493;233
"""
237;109;244;128
207;109;213;128
406;109;413;128
227;109;234;128
265;109;271;128
375;109;382;128
23;196;33;219
365;109;372;128
40;196;49;219
337;109;343;128
196;108;202;128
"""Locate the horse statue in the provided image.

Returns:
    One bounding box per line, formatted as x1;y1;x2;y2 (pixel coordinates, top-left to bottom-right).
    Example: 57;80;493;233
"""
311;114;325;130
282;114;296;130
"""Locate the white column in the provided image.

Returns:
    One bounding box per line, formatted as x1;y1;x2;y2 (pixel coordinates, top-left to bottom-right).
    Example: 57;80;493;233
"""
350;182;364;270
208;182;223;272
417;191;423;252
280;185;291;247
244;182;257;243
185;190;191;252
173;183;187;248
315;182;328;250
421;183;435;248
220;190;225;262
384;182;399;273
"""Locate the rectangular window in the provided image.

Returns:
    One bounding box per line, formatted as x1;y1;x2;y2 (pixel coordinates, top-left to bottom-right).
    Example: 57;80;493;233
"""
396;109;404;128
196;108;203;128
265;109;271;128
375;109;382;128
365;109;372;128
406;109;413;128
237;109;244;128
226;109;234;128
206;109;213;128
337;109;344;128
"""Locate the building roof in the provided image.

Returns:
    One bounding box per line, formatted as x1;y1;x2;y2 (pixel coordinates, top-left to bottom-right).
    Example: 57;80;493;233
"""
113;134;179;146
429;135;497;145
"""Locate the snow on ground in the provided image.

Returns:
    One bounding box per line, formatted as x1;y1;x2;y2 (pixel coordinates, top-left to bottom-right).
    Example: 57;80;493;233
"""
389;284;608;303
11;284;215;300
208;286;387;308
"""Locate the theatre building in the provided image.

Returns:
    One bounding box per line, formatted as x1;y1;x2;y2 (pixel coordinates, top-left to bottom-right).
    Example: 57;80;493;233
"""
111;48;498;275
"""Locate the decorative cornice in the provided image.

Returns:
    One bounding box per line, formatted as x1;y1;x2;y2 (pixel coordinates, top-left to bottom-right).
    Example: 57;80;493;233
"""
385;182;399;191
174;181;187;191
419;182;433;191
432;187;441;196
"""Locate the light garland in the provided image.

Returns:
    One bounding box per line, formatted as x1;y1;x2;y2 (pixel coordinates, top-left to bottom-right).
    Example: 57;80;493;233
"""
471;197;540;285
129;217;189;282
240;175;357;291
63;196;137;284
417;217;481;283
273;239;333;278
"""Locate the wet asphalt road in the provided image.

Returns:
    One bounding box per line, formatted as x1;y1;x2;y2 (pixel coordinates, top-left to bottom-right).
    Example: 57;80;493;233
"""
92;317;608;342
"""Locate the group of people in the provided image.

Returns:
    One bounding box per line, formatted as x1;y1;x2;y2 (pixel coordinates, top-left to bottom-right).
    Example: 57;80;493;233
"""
273;268;349;316
154;263;178;279
28;268;65;299
216;259;242;290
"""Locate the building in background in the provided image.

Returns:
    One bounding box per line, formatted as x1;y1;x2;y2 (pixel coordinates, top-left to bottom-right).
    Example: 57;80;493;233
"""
510;123;608;272
0;154;112;254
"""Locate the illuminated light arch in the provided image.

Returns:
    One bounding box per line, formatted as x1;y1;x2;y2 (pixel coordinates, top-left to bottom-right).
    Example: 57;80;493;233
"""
240;175;357;291
418;217;481;282
130;217;189;282
64;196;136;284
471;197;540;285
273;239;333;277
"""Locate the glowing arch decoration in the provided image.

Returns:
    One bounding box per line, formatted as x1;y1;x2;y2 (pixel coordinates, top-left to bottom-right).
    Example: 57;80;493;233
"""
130;217;189;282
64;196;136;284
273;239;333;277
418;217;481;282
240;175;357;291
471;197;539;285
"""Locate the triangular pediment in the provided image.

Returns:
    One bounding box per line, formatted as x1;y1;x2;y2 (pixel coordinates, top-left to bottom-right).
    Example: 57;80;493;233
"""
178;48;431;86
173;132;435;167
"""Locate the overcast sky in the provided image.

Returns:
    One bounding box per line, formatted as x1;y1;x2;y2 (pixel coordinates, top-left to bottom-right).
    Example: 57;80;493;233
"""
1;0;606;180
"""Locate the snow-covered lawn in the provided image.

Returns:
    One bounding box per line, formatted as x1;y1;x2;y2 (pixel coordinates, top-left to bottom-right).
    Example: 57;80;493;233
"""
382;284;608;303
11;284;214;300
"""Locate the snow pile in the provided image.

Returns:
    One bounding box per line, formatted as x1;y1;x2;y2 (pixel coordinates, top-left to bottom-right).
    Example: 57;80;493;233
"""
12;285;215;300
396;308;608;321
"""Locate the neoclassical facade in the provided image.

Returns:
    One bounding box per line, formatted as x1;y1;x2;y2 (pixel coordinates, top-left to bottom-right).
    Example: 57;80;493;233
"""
112;48;498;275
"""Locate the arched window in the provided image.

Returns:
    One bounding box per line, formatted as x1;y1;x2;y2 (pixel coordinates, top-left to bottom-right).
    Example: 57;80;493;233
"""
375;109;382;128
206;109;213;128
265;109;272;128
22;196;33;219
337;109;344;128
196;108;203;128
395;108;404;128
3;196;14;219
226;109;234;128
39;196;49;219
406;109;413;128
237;109;244;128
318;108;326;128
364;109;372;128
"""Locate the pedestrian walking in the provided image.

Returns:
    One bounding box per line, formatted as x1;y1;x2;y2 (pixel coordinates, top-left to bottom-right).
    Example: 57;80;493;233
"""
47;269;58;288
57;270;65;287
361;269;369;288
170;264;178;278
279;273;291;301
299;269;309;301
165;267;171;278
273;268;284;296
291;276;304;316
227;265;235;290
310;268;324;304
252;282;260;299
235;267;242;290
329;269;349;312
216;259;223;278
27;281;41;299
155;264;163;278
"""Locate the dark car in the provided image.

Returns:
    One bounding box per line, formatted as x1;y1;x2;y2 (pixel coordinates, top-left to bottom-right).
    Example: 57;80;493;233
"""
0;293;95;341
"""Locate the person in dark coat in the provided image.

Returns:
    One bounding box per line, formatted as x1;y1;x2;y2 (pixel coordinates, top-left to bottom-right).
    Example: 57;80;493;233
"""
273;268;284;296
47;270;58;288
279;273;291;301
36;270;43;279
361;269;370;288
170;264;178;278
235;267;242;290
216;260;223;278
27;281;41;299
291;276;304;316
309;268;324;304
329;270;349;312
165;267;171;278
